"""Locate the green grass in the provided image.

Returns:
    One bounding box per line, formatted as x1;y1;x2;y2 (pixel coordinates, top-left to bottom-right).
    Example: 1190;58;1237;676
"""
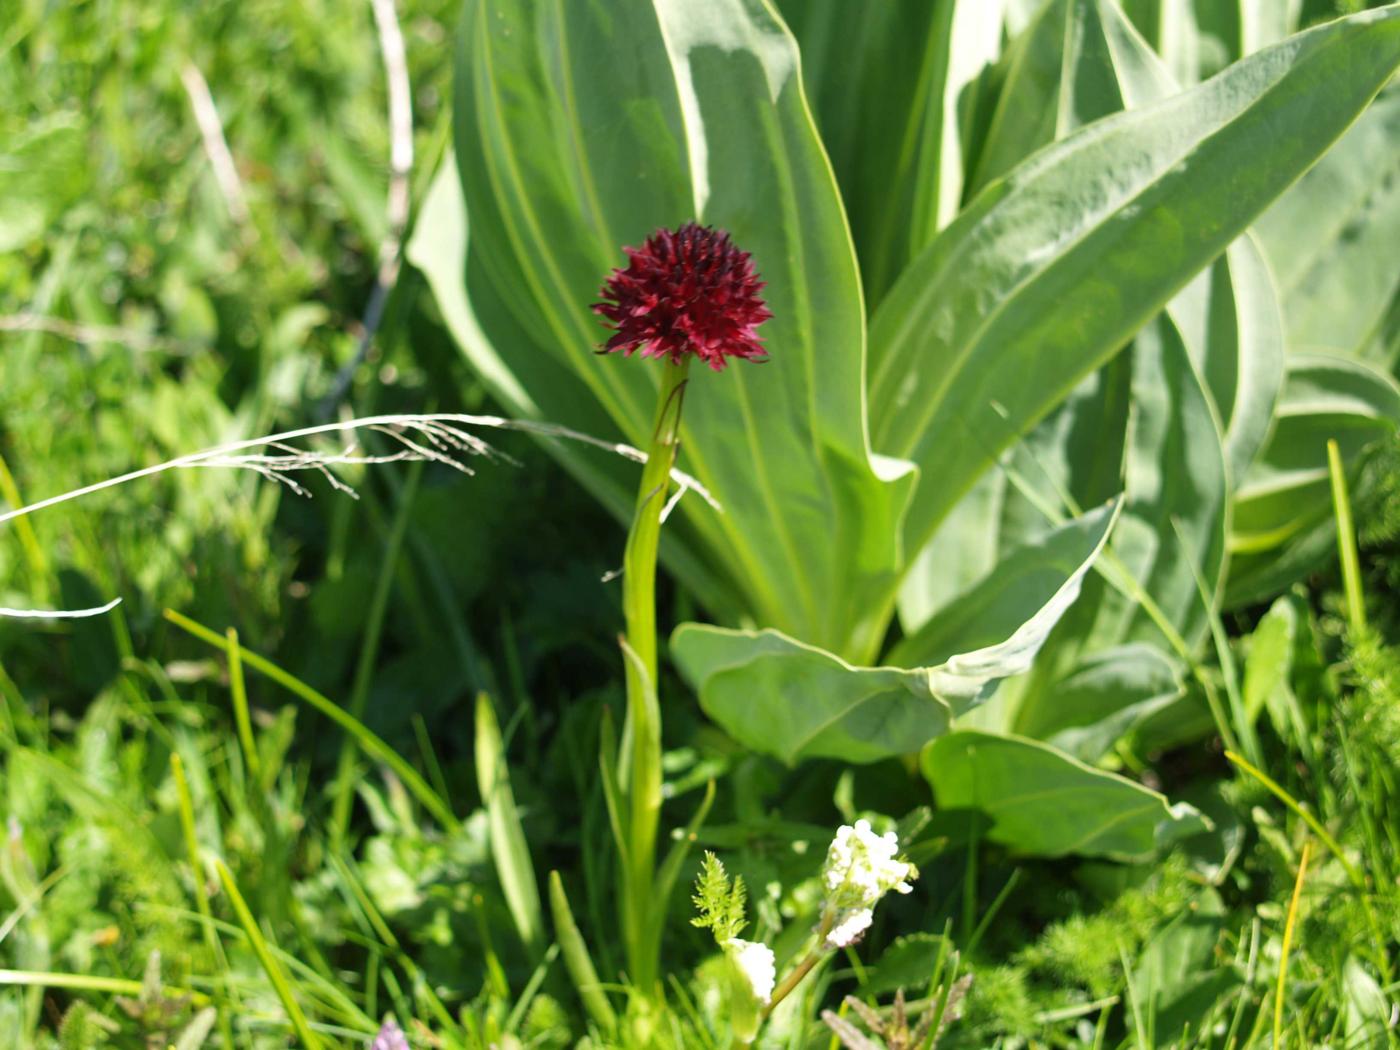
2;1;1399;1048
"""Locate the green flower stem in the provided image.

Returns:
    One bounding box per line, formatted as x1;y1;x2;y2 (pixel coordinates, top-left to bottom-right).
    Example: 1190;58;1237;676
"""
764;910;835;1019
620;357;690;994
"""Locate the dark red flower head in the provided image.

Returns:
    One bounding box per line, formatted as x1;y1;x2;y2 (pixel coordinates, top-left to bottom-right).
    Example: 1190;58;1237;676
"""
593;222;772;372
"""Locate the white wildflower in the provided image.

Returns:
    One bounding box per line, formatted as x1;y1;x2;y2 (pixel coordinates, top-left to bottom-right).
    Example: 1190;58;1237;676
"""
826;907;874;948
819;819;916;948
726;938;776;1005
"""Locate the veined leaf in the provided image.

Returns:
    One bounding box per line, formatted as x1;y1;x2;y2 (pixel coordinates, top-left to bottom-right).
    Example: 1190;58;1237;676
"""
921;730;1205;859
671;501;1114;765
450;0;911;660
869;8;1400;572
1254;84;1400;367
901;0;1269;661
672;626;957;765
889;499;1119;669
1014;643;1185;762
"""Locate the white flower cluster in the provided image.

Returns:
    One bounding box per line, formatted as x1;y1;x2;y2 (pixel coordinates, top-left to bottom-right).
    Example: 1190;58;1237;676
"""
819;820;916;948
726;937;776;1005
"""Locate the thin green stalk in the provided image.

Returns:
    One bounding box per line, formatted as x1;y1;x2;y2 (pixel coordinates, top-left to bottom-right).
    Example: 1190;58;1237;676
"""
225;627;262;789
1172;516;1261;765
619;359;689;994
170;754;237;1049
216;859;325;1050
0;970;207;1002
766;911;835;1019
1224;752;1355;885
622;360;690;693
960;815;979;945
330;459;422;844
1226;750;1391;981
1327;439;1366;634
1274;841;1311;1049
164;609;458;832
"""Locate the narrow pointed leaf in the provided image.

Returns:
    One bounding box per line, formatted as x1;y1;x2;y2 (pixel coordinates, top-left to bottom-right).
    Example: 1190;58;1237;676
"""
549;871;617;1034
475;692;545;959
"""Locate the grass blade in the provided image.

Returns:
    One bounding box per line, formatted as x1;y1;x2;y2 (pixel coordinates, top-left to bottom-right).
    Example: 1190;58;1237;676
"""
330;459;422;844
224;627;262;788
548;870;617;1035
170;753;237;1048
1327;438;1367;634
1274;841;1312;1047
215;858;325;1050
164;608;458;832
476;690;544;958
650;778;716;950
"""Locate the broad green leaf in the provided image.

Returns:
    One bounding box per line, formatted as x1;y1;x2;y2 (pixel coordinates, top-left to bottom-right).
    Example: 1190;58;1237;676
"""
450;0;910;661
899;0;1159;636
901;0;1277;764
888;499;1119;669
673;626;958;765
1131;891;1235;1047
1014;643;1185;762
673;505;1113;765
869;8;1400;571
1254;84;1400;366
1242;596;1293;723
1227;352;1400;605
921;730;1203;859
897;468;1010;634
941;0;1275;630
1342;956;1390;1047
783;0;1008;305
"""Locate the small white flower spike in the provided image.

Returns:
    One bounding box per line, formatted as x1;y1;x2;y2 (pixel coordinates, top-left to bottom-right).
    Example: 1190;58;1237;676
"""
826;908;874;949
819;820;916;948
726;938;776;1005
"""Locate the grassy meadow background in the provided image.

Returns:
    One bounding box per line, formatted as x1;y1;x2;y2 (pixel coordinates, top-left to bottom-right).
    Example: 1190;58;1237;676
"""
2;0;1400;1047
